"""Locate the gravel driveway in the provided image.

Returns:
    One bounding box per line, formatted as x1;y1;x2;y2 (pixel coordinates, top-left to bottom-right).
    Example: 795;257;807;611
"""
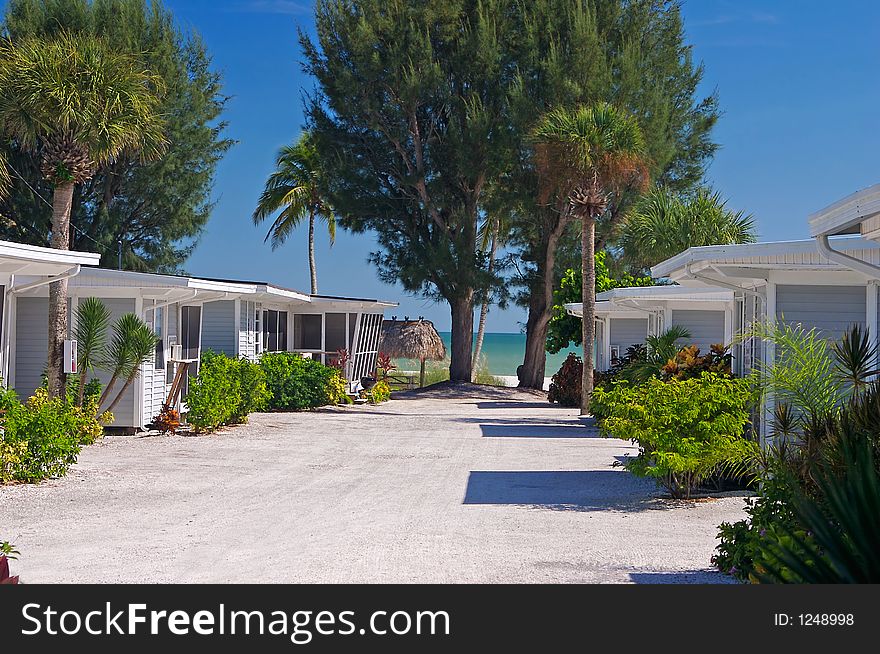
1;384;746;583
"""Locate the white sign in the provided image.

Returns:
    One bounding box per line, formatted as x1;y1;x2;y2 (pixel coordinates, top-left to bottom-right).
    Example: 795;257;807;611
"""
63;340;78;374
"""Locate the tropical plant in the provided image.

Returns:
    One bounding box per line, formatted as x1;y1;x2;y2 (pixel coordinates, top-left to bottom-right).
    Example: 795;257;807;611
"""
547;352;582;408
619;186;756;269
741;320;841;425
831;323;878;398
259;352;349;411
0;550;19;584
364;380;391;404
593;372;756;498
73;297;111;407
472;211;509;379
98;313;157;414
0;0;232;272
619;325;691;385
755;434;880;583
531;102;650;414
253;132;336;295
152;403;181;435
185;352;269;432
0;31;167;398
660;343;733;381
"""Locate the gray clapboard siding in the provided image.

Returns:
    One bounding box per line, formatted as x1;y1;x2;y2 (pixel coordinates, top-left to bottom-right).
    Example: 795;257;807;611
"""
776;284;865;340
609;318;649;349
672;309;726;353
13;296;49;398
201;300;236;357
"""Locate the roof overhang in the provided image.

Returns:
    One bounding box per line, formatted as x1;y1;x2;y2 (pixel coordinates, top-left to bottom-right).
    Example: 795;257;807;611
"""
808;183;880;239
0;240;101;277
67;268;257;299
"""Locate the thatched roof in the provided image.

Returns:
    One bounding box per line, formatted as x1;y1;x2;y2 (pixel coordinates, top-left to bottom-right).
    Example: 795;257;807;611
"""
379;319;446;361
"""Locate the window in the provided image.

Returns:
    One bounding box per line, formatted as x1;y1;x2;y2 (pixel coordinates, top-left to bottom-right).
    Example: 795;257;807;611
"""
154;305;165;370
325;313;347;353
293;314;322;351
262;310;289;352
348;313;358;349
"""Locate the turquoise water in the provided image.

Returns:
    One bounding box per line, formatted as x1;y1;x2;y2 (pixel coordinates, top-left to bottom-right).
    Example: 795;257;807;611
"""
393;332;581;377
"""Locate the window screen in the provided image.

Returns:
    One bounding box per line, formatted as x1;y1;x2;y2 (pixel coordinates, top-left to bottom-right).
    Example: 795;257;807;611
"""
325;313;347;353
294;314;322;350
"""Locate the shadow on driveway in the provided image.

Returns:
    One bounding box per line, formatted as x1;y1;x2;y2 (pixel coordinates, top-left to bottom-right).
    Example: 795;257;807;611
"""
629;571;738;584
463;470;664;512
478;424;594;438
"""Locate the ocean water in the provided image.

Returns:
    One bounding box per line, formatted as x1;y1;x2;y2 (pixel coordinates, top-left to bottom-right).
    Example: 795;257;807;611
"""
392;332;581;377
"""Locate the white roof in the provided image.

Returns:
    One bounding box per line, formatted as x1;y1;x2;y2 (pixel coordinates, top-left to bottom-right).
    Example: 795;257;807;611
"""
808;183;880;238
650;236;880;279
565;285;732;317
71;268;257;294
0;239;101;276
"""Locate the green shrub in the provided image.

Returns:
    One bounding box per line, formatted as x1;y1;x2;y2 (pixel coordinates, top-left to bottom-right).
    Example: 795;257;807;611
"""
365;380;391;404
259;352;349;411
548;353;581;407
1;387;109;483
185;351;269;432
593;372;757;498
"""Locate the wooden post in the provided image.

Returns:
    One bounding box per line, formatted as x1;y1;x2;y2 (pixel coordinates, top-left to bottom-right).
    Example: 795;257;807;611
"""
420;357;426;388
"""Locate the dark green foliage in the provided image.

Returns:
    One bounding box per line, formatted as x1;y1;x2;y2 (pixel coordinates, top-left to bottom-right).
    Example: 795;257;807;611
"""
617;325;691;384
593;373;756;498
185;351;269;432
0;0;232;272
546;251;655;353
0;385;108;483
547;352;582;407
259;352;348;412
755;435;880;583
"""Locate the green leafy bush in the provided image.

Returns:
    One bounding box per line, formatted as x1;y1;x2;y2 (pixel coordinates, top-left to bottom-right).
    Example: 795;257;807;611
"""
185;351;269;432
548;353;581;407
259;352;349;411
0;386;110;483
593;372;757;498
365;380;391;404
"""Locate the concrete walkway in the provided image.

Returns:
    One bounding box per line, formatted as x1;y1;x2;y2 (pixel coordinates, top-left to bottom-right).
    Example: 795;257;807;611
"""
1;384;746;583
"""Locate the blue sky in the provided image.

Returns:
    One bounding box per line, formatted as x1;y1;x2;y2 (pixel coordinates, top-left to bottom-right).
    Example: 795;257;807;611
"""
17;1;880;331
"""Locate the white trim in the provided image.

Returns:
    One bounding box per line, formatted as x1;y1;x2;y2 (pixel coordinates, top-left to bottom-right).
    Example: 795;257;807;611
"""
808;182;880;237
0;240;101;267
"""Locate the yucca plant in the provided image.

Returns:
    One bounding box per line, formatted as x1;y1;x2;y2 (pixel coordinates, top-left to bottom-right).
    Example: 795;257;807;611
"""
756;434;880;583
99;313;157;414
831;324;879;399
73;297;112;407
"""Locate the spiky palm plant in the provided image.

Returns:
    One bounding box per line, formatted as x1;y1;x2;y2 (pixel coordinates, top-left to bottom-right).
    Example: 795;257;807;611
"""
99;313;157;414
253;132;336;294
620;186;757;269
73;297;112;407
621;325;692;384
831;323;878;399
531;103;650;414
0;32;167;398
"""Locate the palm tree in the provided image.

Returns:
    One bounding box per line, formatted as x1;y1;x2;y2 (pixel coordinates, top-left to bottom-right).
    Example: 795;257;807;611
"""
73;297;112;407
472;212;508;378
99;312;157;415
253;133;336;295
0;32;167;398
619;186;756;269
532;103;649;415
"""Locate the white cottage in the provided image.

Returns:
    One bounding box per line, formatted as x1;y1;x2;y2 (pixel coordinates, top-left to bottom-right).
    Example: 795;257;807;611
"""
198;282;395;386
9;267;256;429
0;239;101;386
565;285;735;371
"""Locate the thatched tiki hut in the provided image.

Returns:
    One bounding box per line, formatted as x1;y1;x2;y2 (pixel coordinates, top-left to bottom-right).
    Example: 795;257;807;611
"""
379;318;446;387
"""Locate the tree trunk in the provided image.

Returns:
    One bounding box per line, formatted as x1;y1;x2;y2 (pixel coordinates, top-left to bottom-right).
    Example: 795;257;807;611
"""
581;215;597;416
472;227;498;380
98;372;121;409
449;293;474;382
518;211;569;389
419;358;426;388
106;370;138;415
308;211;318;294
47;181;75;399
